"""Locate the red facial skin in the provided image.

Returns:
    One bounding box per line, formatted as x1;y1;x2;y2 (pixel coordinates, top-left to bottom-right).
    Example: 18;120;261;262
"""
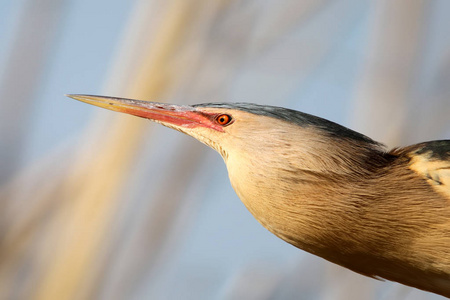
120;106;225;132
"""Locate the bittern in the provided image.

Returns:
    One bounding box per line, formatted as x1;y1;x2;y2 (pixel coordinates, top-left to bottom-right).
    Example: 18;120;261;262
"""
68;94;450;297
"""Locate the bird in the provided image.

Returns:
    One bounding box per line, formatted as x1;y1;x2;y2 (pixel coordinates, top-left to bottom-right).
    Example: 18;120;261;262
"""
67;94;450;297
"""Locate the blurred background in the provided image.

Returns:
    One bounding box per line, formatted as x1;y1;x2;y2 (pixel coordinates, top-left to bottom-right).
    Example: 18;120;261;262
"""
0;0;449;299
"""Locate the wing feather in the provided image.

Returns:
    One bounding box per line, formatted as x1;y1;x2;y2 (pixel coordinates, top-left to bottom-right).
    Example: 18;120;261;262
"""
393;141;450;199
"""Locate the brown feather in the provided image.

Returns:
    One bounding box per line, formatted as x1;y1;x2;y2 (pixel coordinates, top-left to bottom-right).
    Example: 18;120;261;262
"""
220;114;450;297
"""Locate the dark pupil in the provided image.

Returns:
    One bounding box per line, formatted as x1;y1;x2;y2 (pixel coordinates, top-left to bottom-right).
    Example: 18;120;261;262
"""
220;117;226;123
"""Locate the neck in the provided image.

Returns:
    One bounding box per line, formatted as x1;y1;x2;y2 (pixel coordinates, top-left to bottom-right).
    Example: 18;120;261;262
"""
226;135;390;241
227;142;450;296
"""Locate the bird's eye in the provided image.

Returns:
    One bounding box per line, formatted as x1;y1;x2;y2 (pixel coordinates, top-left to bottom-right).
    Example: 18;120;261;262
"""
215;114;233;126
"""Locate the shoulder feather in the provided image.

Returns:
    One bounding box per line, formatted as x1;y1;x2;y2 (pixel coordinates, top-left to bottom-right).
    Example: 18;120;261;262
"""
391;141;450;199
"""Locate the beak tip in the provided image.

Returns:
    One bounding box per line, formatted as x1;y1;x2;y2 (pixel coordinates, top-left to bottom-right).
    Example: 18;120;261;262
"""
66;94;95;103
65;94;81;101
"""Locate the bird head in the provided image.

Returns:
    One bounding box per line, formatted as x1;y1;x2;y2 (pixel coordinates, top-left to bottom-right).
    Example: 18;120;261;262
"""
66;95;261;159
67;95;380;164
67;94;385;229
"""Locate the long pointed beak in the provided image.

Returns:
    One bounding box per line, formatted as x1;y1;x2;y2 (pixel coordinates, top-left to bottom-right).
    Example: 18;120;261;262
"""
67;94;222;131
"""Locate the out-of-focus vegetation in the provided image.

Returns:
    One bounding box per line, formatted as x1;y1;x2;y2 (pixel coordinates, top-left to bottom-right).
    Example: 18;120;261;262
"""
0;1;449;299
